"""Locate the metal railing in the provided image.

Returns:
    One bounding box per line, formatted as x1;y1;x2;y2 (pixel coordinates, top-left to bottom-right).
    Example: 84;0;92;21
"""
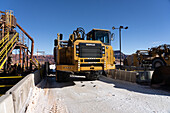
28;50;40;70
0;32;19;69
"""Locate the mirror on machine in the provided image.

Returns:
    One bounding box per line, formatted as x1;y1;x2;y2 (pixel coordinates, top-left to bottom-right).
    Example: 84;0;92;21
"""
54;39;58;46
111;33;115;41
60;34;63;40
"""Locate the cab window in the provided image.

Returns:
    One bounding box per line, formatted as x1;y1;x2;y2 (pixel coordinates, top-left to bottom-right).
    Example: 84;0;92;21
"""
95;31;110;45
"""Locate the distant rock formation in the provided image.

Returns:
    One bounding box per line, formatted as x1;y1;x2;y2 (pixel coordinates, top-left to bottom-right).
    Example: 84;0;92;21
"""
12;54;55;65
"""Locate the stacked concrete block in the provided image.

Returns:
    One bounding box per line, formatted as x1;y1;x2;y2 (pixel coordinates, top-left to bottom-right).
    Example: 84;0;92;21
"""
125;71;131;81
108;69;137;83
130;71;137;83
112;69;116;79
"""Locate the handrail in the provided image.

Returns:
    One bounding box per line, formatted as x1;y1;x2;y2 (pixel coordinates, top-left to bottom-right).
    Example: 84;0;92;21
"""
0;33;9;45
0;33;18;56
30;59;39;69
22;49;40;70
0;31;38;70
27;50;40;70
0;32;19;70
33;57;40;70
16;23;34;70
0;37;9;48
16;23;34;61
0;33;18;63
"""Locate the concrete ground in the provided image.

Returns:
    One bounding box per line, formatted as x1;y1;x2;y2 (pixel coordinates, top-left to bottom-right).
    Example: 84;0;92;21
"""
25;75;170;113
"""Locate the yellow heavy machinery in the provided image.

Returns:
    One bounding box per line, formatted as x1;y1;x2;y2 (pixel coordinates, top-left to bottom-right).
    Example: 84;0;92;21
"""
124;44;170;69
124;44;170;86
54;27;115;81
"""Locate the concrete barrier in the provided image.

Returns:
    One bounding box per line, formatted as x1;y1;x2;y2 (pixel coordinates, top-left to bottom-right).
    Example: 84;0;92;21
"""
0;94;14;113
117;70;121;79
125;71;131;81
108;69;137;83
136;71;154;83
130;71;137;83
0;70;42;113
121;71;126;80
6;74;34;113
108;69;154;84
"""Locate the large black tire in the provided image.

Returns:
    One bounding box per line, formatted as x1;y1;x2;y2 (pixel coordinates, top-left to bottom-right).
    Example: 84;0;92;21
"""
151;66;170;87
85;73;100;80
102;70;107;76
152;59;166;69
56;71;62;82
56;71;70;82
151;67;163;85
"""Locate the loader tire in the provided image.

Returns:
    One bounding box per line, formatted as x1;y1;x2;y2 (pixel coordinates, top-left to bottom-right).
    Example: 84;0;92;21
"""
152;59;165;69
56;71;70;82
151;66;170;87
86;73;100;80
56;71;62;82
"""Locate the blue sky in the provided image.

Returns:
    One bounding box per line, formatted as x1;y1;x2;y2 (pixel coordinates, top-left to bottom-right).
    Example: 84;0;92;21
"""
1;0;170;55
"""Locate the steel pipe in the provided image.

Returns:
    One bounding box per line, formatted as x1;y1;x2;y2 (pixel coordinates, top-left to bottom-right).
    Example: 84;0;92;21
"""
16;23;34;70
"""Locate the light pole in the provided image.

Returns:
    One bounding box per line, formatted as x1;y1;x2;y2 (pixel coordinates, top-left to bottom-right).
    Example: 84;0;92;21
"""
112;26;128;69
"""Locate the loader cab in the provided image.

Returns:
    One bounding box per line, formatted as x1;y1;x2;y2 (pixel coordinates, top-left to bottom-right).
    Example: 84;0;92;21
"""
86;29;111;45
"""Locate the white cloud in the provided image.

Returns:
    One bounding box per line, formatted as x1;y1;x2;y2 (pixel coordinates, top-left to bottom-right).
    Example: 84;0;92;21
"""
151;41;163;45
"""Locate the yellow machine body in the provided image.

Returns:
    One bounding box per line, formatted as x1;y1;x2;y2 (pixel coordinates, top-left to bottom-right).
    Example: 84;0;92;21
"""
125;44;170;69
54;28;115;81
56;40;115;71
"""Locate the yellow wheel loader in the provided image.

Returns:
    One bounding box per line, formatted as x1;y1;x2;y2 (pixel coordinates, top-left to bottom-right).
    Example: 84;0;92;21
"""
124;44;170;86
54;27;115;81
125;44;170;69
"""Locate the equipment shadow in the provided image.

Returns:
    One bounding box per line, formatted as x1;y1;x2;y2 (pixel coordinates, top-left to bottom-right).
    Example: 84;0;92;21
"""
99;76;170;96
40;76;89;89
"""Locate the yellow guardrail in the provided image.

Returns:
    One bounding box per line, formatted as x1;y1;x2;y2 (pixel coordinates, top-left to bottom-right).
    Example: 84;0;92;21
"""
0;32;19;70
30;58;40;70
0;76;23;79
0;33;9;45
0;34;9;53
34;57;40;69
0;33;18;57
0;85;14;87
28;50;40;70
